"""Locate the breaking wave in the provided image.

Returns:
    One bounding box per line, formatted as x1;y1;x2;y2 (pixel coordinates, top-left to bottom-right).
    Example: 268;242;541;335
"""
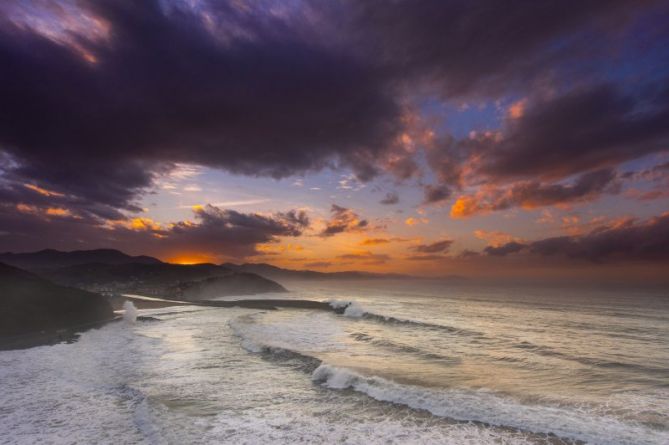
328;299;483;337
311;363;666;445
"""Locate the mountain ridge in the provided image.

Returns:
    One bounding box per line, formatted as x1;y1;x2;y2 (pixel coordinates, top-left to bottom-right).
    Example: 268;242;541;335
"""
0;248;162;271
221;262;414;280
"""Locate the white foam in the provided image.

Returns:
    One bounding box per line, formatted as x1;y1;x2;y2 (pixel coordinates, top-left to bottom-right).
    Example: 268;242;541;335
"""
204;408;536;445
122;300;138;324
229;311;346;353
343;302;366;317
311;364;668;445
327;299;366;317
327;299;350;310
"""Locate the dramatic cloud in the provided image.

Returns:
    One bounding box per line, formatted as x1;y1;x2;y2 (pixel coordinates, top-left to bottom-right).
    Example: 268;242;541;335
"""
423;81;669;214
0;203;309;258
480;84;669;181
1;0;665;218
1;0;668;273
0;0;401;215
341;0;661;96
411;239;453;253
451;169;619;218
483;213;669;262
320;205;368;237
164;205;310;256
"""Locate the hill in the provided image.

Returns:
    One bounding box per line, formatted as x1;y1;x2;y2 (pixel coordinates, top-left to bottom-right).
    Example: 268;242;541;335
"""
168;273;286;300
221;262;411;281
0;262;114;340
0;249;162;271
43;262;286;299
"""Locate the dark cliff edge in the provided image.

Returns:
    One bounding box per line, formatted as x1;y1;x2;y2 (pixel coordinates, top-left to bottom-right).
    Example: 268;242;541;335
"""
0;262;115;350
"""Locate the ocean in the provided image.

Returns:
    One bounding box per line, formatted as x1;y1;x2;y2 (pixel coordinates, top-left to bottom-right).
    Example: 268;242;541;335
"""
1;280;667;444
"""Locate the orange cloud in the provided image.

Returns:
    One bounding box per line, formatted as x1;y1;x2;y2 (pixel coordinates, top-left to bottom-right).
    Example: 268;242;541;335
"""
450;196;481;218
16;203;39;214
129;217;161;231
16;204;76;218
24;183;64;197
46;207;73;217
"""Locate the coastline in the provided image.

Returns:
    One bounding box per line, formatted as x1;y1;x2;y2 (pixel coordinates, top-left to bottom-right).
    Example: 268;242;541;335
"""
1;294;338;351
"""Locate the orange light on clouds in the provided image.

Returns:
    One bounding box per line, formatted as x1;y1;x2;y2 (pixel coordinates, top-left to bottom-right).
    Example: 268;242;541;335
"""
450;196;479;218
129;217;161;231
46;207;72;217
508;98;527;119
16;203;38;214
24;183;64;197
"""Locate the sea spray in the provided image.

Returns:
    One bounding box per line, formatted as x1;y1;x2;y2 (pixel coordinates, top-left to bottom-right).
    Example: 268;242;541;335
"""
123;300;138;324
327;299;366;317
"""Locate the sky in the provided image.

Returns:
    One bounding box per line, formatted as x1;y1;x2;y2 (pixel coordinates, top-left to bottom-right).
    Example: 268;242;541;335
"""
0;0;668;282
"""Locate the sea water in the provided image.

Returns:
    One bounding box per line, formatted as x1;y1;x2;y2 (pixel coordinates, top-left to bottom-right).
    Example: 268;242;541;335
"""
1;280;667;444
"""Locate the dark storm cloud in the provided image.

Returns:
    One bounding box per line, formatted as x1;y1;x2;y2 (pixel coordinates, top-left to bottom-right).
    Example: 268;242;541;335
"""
0;203;309;258
484;213;669;262
379;192;399;205
341;0;663;96
1;0;668;250
411;239;453;253
0;0;400;214
481;84;669;181
320;205;368;237
164;205;309;256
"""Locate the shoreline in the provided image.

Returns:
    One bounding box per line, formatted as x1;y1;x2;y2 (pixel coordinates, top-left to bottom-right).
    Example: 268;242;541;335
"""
1;294;339;351
121;293;335;311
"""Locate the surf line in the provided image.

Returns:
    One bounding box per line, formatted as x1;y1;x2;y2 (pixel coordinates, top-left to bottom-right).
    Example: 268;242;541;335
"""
122;294;345;312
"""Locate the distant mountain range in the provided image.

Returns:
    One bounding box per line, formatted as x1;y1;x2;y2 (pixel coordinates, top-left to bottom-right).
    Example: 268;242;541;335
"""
222;262;413;281
0;248;161;271
0;249;418;281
